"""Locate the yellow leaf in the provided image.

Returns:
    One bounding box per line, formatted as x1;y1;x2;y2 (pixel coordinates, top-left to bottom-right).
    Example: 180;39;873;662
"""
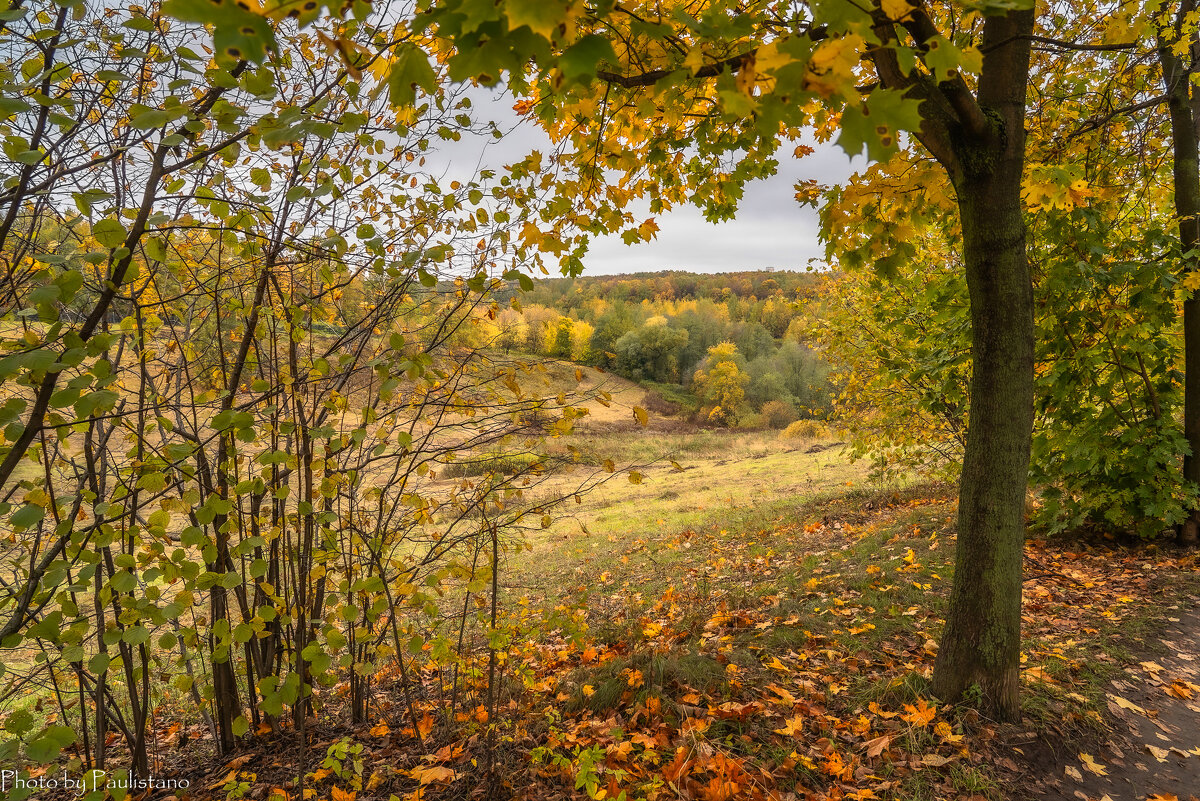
683;47;706;74
805;34;865;98
755;39;795;73
934;720;962;744
633;405;648;426
880;0;914;20
331;788;356;801
1107;693;1145;714
638;218;659;241
773;715;804;736
1079;752;1108;776
1146;744;1170;762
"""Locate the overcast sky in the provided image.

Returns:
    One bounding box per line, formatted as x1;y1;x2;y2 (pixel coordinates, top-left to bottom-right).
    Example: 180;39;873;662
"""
442;88;863;276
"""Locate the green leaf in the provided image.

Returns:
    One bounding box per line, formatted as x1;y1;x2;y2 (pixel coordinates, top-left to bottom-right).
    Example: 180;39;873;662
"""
110;570;137;593
122;626;150;646
5;708;34;735
163;0;277;63
559;35;617;80
91;219;127;248
130;107;169;129
386;44;437;109
10;504;44;530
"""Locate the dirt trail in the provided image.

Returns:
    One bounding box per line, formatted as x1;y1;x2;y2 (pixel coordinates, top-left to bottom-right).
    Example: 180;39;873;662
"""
1024;609;1200;801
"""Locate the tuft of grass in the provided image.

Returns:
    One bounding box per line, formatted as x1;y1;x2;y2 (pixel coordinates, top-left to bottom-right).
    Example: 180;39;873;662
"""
439;451;543;479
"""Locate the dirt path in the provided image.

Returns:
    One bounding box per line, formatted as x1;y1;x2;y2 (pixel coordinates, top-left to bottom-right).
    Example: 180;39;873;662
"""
1023;609;1200;801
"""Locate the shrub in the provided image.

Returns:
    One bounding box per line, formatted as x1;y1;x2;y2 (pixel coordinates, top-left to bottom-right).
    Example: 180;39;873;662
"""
781;419;827;440
760;399;799;429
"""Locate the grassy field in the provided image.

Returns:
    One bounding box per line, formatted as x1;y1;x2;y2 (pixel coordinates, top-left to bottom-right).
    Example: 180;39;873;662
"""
512;429;876;603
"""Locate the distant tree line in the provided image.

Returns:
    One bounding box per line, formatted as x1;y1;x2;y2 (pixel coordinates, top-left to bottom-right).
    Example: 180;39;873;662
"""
491;271;832;426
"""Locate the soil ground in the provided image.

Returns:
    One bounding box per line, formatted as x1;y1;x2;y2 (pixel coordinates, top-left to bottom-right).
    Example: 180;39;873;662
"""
1020;605;1200;801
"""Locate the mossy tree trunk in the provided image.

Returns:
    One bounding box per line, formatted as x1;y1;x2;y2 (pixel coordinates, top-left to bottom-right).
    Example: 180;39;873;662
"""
868;7;1036;721
930;167;1033;720
1159;4;1200;541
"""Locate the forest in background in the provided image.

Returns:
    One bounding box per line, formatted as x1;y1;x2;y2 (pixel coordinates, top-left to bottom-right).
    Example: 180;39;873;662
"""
498;270;833;428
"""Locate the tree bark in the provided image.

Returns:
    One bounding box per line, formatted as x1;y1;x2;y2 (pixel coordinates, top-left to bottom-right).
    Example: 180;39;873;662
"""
928;8;1036;722
1158;4;1200;543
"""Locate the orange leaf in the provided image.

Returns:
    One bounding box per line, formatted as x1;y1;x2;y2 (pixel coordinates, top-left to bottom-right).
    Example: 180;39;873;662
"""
407;765;457;785
901;698;936;727
331;788;356;801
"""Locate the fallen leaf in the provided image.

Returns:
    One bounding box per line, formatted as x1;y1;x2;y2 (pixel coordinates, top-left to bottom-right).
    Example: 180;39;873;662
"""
1064;765;1082;781
901;698;936;727
1079;753;1108;776
773;715;804;736
407;765;456;785
1146;744;1170;762
863;735;891;758
1108;693;1146;714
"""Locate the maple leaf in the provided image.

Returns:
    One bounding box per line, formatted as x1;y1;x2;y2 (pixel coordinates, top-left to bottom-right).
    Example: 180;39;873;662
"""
331;788;356;801
901;698;936;727
369;721;390;737
804;34;865;98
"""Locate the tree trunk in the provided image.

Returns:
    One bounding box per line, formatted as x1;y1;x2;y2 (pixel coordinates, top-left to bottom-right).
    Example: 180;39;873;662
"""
929;9;1035;722
1158;9;1200;543
931;173;1033;719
